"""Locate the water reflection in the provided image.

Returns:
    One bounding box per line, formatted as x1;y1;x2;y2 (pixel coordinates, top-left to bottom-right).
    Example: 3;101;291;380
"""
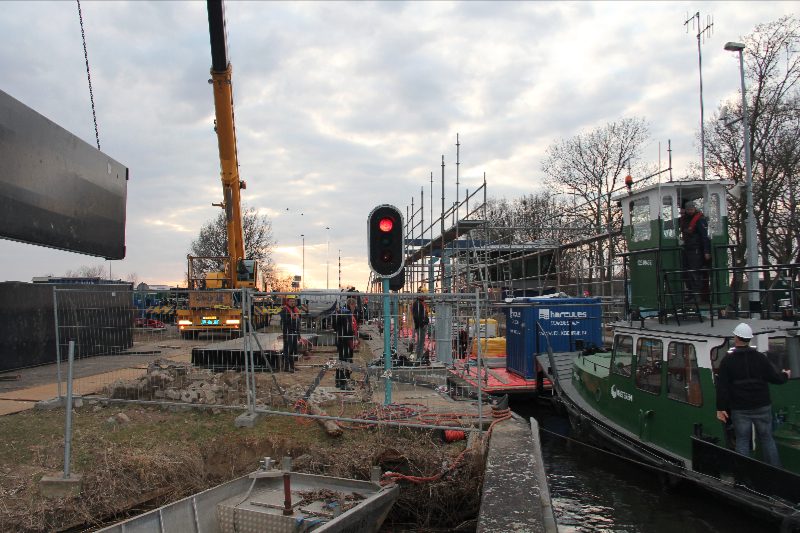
515;401;767;533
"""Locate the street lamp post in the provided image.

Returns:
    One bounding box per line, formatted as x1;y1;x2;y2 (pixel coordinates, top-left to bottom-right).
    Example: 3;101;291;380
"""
325;226;330;290
724;41;759;318
300;234;305;290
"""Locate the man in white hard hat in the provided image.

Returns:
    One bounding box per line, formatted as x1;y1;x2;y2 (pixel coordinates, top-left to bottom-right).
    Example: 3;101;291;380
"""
715;322;791;466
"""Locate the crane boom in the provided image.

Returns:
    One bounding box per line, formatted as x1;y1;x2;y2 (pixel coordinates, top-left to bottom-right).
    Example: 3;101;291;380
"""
206;0;251;289
176;0;258;339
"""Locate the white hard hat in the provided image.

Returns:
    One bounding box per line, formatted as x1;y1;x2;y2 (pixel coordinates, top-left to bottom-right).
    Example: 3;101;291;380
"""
732;323;753;339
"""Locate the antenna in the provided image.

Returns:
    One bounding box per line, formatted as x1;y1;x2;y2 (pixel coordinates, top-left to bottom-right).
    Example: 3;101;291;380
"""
684;11;713;180
455;133;460;221
668;140;673;182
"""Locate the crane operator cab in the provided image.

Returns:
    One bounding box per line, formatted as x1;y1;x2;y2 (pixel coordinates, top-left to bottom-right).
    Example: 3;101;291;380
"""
614;179;733;321
236;258;257;287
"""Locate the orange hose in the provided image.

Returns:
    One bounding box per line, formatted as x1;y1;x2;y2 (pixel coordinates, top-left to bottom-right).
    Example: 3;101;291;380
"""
443;430;466;442
381;447;471;485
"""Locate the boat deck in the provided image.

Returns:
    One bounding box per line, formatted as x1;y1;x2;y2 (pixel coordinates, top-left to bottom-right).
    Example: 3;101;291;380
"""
447;357;547;396
612;316;799;337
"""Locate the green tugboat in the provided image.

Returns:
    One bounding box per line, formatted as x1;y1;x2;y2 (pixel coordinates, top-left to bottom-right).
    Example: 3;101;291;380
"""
543;179;800;528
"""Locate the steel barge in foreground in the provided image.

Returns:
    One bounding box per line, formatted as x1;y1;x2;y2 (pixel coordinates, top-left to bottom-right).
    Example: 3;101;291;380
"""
98;458;399;533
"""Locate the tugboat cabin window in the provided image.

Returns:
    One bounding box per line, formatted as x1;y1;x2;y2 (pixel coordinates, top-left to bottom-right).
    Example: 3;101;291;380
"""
612;335;634;377
631;198;651;242
708;193;721;237
662;196;675;239
667;342;702;406
635;337;663;395
711;339;734;378
767;336;799;380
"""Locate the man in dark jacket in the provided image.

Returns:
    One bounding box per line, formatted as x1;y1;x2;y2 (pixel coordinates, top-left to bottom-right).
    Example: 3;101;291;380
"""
346;287;363;324
411;287;429;360
716;322;791;466
680;200;711;301
279;296;303;372
333;297;358;389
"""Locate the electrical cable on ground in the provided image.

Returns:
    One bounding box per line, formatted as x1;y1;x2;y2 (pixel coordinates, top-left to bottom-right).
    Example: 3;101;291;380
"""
380;403;512;486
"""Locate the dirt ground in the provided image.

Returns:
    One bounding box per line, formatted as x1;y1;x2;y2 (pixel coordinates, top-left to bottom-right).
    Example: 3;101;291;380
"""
0;330;485;532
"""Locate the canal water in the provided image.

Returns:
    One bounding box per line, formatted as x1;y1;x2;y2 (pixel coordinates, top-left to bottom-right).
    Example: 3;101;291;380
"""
513;401;769;533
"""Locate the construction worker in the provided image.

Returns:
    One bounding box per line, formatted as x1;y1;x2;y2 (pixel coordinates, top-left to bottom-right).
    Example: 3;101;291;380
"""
680;200;711;301
411;286;429;360
333;297;358;390
279;295;303;372
716;323;791;466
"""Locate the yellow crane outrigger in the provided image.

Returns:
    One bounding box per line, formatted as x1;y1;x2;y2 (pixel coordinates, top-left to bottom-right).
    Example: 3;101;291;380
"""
177;0;257;338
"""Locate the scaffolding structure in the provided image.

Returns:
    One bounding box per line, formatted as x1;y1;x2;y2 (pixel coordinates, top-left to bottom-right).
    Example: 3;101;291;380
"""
367;178;627;321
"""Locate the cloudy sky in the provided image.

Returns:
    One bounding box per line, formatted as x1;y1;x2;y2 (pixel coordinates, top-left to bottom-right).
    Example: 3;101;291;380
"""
0;1;793;289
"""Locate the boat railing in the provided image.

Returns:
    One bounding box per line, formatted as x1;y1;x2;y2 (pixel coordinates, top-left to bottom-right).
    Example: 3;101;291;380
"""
622;241;800;325
537;323;563;397
578;353;610;373
659;259;799;325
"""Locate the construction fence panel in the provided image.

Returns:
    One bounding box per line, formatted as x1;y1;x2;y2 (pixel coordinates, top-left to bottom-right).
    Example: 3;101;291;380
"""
2;288;499;434
44;288;251;409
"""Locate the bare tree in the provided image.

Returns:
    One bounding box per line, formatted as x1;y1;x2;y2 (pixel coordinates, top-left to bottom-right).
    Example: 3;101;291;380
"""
705;16;800;286
64;265;107;278
483;197;515;244
125;272;139;288
479;191;590;293
268;274;296;292
189;205;276;287
541;117;650;284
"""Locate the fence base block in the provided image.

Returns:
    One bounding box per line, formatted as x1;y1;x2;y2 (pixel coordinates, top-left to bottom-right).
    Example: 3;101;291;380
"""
35;396;83;411
40;473;82;498
35;397;65;410
234;411;261;428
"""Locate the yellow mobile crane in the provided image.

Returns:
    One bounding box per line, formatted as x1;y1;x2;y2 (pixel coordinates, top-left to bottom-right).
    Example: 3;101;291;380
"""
177;0;257;338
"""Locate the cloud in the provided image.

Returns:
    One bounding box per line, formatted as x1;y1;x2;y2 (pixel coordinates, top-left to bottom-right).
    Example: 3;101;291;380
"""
0;0;795;288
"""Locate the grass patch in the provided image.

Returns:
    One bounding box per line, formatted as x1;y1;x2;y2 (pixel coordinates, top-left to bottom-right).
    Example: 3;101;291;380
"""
0;401;482;532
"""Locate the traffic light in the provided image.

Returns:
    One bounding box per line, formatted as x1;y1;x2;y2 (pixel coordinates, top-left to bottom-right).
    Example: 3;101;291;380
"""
388;267;405;291
368;204;404;277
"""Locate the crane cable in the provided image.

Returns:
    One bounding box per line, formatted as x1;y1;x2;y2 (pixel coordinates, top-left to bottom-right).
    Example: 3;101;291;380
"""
76;0;101;150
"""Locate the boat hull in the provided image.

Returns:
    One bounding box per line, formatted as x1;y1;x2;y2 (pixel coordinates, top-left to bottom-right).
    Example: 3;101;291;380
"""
561;389;800;527
541;345;800;528
97;471;399;533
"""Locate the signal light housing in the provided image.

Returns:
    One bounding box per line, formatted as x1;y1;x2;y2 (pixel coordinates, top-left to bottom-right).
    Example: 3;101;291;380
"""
368;204;404;277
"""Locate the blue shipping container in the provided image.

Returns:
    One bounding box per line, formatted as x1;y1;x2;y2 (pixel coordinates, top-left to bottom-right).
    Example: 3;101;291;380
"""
505;297;602;379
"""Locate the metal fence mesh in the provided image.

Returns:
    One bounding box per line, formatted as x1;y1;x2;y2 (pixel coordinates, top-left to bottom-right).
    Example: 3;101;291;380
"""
15;288;497;431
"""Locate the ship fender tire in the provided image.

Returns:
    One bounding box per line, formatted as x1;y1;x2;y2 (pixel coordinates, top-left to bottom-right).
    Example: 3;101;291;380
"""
594;388;602;402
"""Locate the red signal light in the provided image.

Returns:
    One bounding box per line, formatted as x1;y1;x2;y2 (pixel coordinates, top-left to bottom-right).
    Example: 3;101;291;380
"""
368;205;404;276
378;217;394;233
